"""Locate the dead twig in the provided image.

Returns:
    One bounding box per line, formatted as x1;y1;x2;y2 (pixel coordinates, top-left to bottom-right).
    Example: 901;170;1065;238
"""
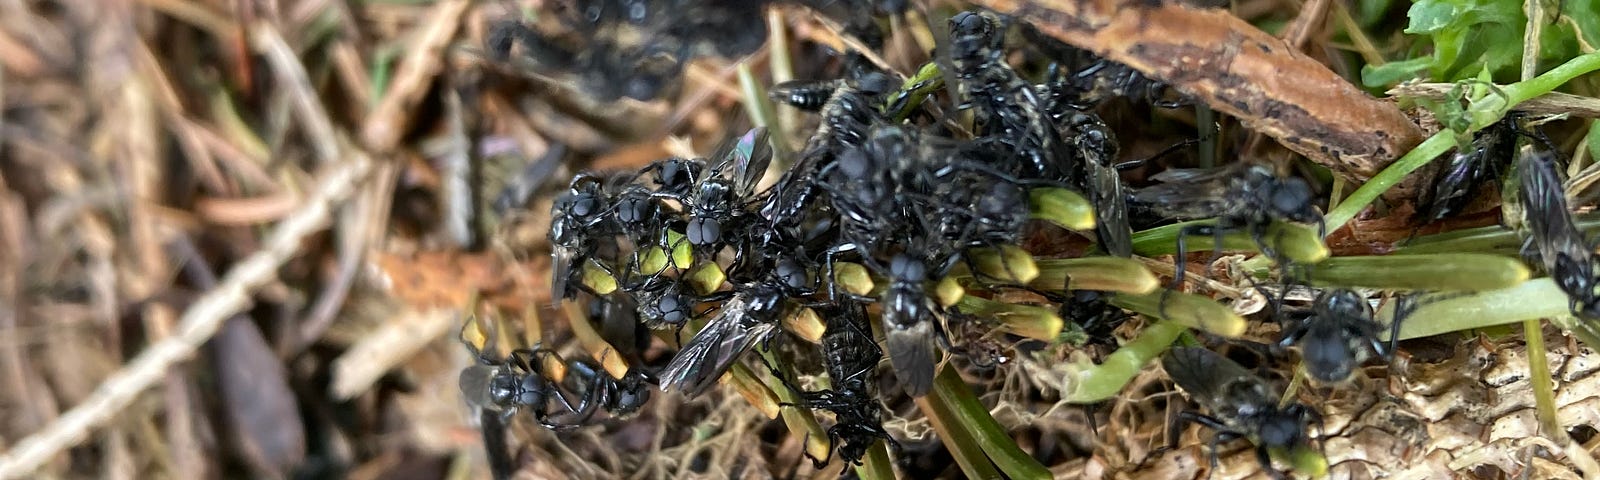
1389;82;1600;118
361;0;471;153
0;153;373;480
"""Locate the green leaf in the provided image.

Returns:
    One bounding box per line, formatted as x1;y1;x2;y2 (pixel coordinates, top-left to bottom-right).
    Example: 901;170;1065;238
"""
1376;0;1595;85
1588;120;1600;166
1404;1;1457;34
1361;57;1433;87
1567;0;1600;50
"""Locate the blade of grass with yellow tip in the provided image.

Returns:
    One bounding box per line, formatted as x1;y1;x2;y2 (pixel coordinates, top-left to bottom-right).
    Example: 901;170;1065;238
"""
833;262;875;296
1029;187;1095;231
1130;220;1328;264
685;262;726;295
1378;278;1572;341
967;245;1040;284
952;296;1063;341
1031;257;1160;294
1112;290;1247;338
559;300;630;379
755;346;832;464
1269;445;1329;478
1060;320;1187;403
723;363;781;419
581;260;619;295
782;308;826;344
935;276;966;307
1304;253;1530;291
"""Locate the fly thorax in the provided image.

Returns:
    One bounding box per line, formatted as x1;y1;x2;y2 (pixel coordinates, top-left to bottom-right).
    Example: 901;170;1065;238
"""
1256;410;1307;448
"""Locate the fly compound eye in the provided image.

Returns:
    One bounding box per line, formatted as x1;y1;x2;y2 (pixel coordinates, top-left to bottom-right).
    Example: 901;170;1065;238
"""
685;217;721;246
618;196;654;224
950;11;986;35
890;254;926;282
777;259;809;290
658;293;689;325
570;194;602;219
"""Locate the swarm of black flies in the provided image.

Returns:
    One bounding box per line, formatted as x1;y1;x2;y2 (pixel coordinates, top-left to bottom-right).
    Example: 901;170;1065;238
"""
461;2;1599;479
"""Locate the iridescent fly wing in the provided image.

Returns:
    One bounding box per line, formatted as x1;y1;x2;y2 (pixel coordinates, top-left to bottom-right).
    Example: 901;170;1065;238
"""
658;294;777;397
706;127;773;197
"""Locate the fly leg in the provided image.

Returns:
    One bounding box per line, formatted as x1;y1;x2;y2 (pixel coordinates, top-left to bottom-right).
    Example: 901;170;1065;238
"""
822;243;876;303
1203;429;1245;480
1164;223;1217;318
1171;223;1220;290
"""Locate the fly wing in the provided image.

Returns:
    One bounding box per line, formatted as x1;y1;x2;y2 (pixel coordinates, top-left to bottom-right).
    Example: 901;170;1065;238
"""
1129;168;1233;220
1148;167;1231;184
759;141;827;226
1089;162;1133;257
551;247;578;303
1161;346;1252;412
709;127;773;197
1517;148;1586;270
659;296;777;398
820;303;882;385
599;294;650;365
458;365;503;411
885;320;938;397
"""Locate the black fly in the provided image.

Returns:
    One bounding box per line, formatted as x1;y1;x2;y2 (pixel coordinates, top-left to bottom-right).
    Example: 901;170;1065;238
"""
487;1;774;101
947;10;1077;183
675;128;773;261
658;282;787;397
1016;18;1183;109
1056;106;1133;257
1516;147;1600;319
1276;289;1396;384
878;251;946;397
559;356;655;421
769;303;897;466
549;174;619;301
1162;346;1321;480
1130;162;1322;287
1060;289;1130;344
459;347;583;430
1414;113;1520;225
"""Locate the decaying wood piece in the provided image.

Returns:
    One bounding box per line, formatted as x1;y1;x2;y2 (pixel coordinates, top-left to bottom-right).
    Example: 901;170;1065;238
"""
975;0;1425;182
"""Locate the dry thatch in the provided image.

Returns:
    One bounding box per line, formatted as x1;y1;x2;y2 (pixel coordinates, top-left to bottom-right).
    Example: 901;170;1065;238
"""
1;1;1598;479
